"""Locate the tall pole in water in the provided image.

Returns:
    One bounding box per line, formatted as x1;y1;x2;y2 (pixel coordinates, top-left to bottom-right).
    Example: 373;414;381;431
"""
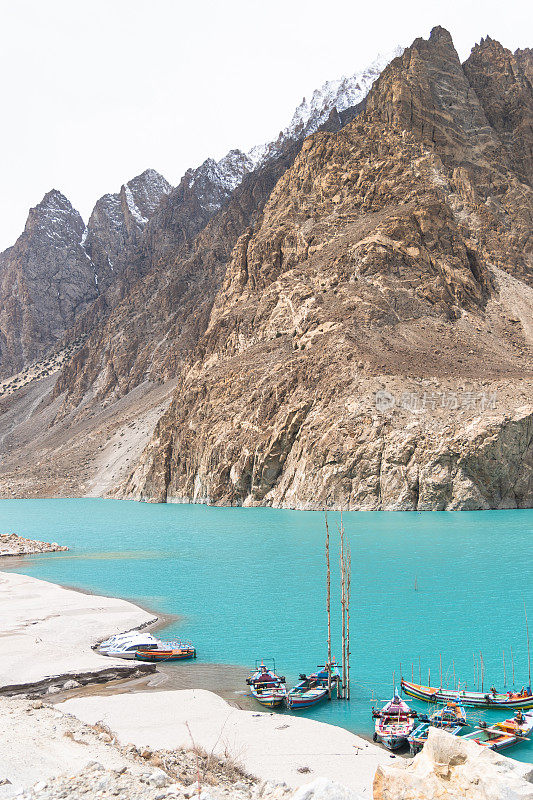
439;654;443;688
340;516;346;699
480;652;484;693
412;664;414;683
419;656;421;684
511;645;515;685
525;599;531;687
324;512;332;698
503;649;507;687
346;545;351;700
453;660;456;689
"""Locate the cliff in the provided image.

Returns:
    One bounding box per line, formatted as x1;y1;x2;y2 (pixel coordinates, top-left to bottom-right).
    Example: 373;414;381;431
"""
118;29;533;510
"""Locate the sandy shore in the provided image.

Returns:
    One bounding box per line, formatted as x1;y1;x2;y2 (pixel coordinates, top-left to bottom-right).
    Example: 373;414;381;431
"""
61;689;391;793
0;571;157;693
0;570;390;796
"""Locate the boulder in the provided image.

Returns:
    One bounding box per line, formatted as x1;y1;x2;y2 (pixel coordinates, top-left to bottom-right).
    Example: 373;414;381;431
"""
373;727;533;799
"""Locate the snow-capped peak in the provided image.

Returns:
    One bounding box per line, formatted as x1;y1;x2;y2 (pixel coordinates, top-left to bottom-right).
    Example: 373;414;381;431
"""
247;47;404;169
184;47;403;214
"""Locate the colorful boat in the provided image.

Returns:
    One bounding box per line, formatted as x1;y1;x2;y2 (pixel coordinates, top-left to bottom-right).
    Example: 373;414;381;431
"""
373;694;417;750
247;663;287;708
462;710;533;751
407;701;466;755
401;679;533;709
135;641;196;662
287;664;339;710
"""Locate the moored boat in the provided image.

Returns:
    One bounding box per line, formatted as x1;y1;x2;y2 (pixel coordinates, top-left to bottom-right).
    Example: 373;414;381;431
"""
100;634;160;659
287;664;339;710
247;662;287;708
373;693;417;750
135;640;196;662
462;710;533;751
407;701;466;755
401;679;533;709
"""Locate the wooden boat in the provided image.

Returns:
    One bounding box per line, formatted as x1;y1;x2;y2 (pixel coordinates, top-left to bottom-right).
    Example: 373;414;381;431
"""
287;664;339;710
401;679;533;709
135;641;196;662
373;694;417;750
462;710;533;751
407;701;466;756
246;663;287;709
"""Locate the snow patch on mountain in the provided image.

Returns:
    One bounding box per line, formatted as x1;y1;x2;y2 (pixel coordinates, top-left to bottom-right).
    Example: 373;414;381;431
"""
124;184;148;227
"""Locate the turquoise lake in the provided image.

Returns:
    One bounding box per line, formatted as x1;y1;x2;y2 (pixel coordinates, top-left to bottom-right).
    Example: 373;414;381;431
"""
1;499;532;763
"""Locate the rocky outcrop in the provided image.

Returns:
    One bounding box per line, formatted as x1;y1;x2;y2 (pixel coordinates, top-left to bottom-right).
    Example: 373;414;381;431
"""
0;191;97;379
463;37;533;186
0;533;68;557
515;47;533;83
373;727;533;800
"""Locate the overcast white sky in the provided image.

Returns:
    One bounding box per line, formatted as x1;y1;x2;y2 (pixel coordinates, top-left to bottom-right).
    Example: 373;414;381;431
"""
0;0;530;250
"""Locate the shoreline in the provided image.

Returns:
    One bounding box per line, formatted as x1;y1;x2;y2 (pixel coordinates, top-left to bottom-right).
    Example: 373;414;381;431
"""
0;567;391;795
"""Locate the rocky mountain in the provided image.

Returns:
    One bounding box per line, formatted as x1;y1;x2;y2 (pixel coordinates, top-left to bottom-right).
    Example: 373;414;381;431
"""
0;190;97;378
0;170;172;381
118;27;533;510
0;27;531;510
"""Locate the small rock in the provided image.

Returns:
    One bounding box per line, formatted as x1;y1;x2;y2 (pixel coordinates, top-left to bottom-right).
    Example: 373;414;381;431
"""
47;686;61;695
63;679;80;690
148;770;170;788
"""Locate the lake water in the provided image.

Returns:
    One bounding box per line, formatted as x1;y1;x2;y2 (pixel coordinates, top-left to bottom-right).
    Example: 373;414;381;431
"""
1;499;532;763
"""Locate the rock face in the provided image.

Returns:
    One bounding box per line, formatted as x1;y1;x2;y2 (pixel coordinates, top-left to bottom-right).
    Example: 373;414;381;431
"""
119;29;533;510
373;727;533;800
0;191;97;378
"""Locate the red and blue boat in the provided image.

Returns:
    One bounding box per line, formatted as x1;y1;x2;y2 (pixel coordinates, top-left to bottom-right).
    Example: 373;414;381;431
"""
287;663;340;710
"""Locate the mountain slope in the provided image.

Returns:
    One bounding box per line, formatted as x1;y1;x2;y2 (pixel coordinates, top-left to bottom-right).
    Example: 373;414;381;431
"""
119;27;533;510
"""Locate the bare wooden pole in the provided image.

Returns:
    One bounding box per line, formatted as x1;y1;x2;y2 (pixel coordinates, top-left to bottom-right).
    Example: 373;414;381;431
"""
453;660;456;689
419;656;421;684
480;652;484;693
346;546;351;700
473;652;476;689
503;649;507;687
511;645;515;685
439;654;443;688
412;664;414;683
525;599;531;687
340;518;346;699
324;512;332;698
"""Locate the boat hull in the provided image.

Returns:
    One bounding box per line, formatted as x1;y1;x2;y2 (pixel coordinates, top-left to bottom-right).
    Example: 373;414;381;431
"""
287;688;328;709
135;650;196;662
250;689;286;708
401;679;533;709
